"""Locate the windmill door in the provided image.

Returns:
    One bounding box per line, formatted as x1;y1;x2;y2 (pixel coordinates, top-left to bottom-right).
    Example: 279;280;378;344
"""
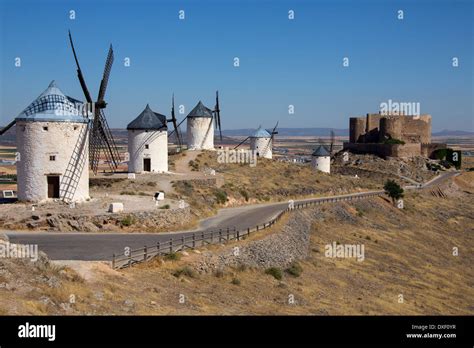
47;175;60;198
143;158;151;172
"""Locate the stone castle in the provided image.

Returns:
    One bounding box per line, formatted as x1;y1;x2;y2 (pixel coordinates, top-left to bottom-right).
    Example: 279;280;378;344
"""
343;113;446;158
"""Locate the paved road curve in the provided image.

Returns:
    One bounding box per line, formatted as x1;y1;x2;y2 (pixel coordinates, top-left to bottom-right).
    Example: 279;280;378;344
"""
5;171;458;261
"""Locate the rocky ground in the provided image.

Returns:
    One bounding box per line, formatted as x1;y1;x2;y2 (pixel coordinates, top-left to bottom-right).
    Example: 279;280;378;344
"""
0;170;472;315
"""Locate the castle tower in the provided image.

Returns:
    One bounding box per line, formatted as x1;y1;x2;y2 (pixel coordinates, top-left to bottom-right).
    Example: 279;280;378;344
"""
15;81;89;202
127;104;168;173
311;145;331;173
250;126;272;159
186;101;214;150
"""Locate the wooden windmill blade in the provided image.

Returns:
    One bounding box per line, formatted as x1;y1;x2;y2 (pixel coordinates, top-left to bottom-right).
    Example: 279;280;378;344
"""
68;31;93;105
97;45;114;106
168;94;183;150
69;30;121;173
95;108;120;171
214;90;222;141
88;118;102;173
234;136;250;150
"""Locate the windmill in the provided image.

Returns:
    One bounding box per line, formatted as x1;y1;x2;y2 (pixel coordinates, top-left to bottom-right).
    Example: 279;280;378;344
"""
234;122;278;159
172;91;222;150
167;94;183;152
68;30;120;174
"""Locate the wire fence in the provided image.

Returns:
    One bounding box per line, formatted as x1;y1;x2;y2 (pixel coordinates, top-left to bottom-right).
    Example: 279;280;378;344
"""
111;190;385;269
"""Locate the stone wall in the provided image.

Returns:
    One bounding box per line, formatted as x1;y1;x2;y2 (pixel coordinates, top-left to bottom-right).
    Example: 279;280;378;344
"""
421;143;447;158
349;113;432;145
343;142;421;158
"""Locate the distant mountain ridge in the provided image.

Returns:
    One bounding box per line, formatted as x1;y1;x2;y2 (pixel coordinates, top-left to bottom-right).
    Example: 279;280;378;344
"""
222;128;474;137
222;128;349;137
432;129;474;136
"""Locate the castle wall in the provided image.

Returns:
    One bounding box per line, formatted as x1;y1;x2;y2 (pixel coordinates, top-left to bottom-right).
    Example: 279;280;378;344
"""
349;117;366;143
379;117;403;142
421;143;446;158
128;129;168;173
16;121;89;202
343;142;421;158
365;114;384;143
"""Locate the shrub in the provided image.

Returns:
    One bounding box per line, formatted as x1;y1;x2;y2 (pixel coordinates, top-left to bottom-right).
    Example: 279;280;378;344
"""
383;138;405;145
383;180;404;204
214;269;225;278
165;252;181;261
120;191;136;195
285;262;303;277
265;267;283;280
172;266;197;278
159;204;170;209
214;189;227;204
239;189;249;202
146;182;157;187
120;215;134;226
231;278;241;285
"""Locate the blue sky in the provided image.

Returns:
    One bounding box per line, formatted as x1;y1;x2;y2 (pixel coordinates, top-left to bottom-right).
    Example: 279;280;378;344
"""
0;0;472;131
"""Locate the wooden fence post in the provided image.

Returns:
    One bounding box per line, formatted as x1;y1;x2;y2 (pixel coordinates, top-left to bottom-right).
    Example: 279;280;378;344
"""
219;229;222;243
169;238;173;253
144;246;147;261
192;234;196;248
201;231;205;246
237;230;240;241
112;254;115;269
226;227;230;241
157;241;161;255
247;227;250;236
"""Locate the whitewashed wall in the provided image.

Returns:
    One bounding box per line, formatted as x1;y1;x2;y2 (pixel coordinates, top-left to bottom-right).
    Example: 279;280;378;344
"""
311;156;331;173
127;129;168;173
16;121;89;202
187;117;214;150
250;137;272;159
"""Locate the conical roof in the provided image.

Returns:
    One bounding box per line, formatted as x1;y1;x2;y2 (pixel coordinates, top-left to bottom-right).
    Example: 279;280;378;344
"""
16;80;87;123
251;126;271;138
127;104;167;130
312;145;330;157
187;101;213;118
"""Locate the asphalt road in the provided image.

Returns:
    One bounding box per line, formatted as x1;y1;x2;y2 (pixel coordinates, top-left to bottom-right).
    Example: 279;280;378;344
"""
5;171;458;261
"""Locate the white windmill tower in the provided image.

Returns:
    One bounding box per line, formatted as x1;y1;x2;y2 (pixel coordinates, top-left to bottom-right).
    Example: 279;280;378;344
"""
127;104;168;173
0;32;121;203
182;92;222;150
234;122;278;159
311;145;331;173
10;81;90;202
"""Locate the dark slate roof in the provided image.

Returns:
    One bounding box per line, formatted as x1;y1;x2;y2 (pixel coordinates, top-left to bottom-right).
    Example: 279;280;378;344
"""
187;101;213;118
127;104;167;130
312;145;330;156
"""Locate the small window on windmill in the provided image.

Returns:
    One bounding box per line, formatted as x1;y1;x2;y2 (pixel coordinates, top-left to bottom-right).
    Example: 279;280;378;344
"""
43;126;48;131
145;144;149;149
49;155;56;161
21;126;26;132
74;126;78;130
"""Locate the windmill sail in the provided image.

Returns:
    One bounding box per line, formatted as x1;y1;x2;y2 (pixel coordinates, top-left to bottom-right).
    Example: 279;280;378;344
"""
68;30;120;174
